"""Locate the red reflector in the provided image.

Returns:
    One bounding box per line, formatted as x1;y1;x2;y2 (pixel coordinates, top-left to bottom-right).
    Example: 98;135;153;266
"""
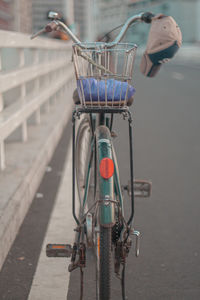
99;158;114;179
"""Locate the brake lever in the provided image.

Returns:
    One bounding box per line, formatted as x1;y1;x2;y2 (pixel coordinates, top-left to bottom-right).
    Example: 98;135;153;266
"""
30;21;59;40
30;28;46;40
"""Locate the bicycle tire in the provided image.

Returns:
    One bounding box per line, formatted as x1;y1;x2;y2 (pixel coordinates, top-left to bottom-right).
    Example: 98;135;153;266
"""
95;225;112;300
75;116;92;205
76;120;113;300
99;226;112;300
95;125;114;300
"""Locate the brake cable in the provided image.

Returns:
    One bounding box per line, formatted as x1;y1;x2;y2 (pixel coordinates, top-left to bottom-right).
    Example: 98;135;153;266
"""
98;22;138;42
99;23;124;41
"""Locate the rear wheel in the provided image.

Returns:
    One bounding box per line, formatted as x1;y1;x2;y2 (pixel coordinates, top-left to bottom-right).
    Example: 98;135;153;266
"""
76;119;113;300
100;226;112;299
95;125;114;300
75;116;92;205
95;226;112;300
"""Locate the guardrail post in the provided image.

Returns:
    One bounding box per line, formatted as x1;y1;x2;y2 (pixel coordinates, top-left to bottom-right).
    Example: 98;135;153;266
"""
22;122;28;142
19;49;28;142
33;49;41;124
0;48;5;166
0;49;1;70
44;50;50;113
44;74;50;113
33;48;39;65
34;78;41;124
19;48;25;68
0;141;5;170
21;83;28;142
21;83;26;100
0;94;3;112
0;50;3;112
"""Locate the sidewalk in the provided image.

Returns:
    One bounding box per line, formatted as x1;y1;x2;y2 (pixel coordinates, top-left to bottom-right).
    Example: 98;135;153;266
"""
28;138;76;300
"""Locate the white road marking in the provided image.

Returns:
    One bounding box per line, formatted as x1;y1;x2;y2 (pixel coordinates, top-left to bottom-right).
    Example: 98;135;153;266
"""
28;139;78;300
36;193;44;199
45;166;52;173
172;72;184;80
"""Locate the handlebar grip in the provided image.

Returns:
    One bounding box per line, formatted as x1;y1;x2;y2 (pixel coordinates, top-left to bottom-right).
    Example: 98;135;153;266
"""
141;12;155;23
45;21;58;32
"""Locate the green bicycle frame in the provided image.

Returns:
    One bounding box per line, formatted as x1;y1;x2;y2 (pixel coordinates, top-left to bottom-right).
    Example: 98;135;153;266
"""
96;127;115;227
72;107;135;229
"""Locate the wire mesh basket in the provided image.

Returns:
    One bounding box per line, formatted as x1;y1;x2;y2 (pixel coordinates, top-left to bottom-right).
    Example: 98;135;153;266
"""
72;42;137;107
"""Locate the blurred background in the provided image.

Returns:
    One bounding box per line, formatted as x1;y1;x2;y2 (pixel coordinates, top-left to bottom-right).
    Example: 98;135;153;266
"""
0;0;199;45
0;1;200;299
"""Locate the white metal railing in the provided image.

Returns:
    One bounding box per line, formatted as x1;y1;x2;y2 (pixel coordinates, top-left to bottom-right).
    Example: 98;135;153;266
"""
0;30;74;170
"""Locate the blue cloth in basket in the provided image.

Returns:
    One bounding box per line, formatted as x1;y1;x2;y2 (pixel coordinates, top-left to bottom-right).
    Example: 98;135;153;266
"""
77;78;135;102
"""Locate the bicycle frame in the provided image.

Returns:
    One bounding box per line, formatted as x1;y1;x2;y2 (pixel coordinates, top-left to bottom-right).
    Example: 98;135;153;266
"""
72;106;135;229
31;14;152;228
96;125;115;227
40;11;155;299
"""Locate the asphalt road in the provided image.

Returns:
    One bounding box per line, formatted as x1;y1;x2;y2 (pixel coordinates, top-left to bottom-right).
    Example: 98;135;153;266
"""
0;61;200;300
68;62;200;300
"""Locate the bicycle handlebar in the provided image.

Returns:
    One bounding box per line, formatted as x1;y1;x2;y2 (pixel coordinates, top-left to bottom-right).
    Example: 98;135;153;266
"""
30;21;60;39
31;11;155;46
141;12;155;23
107;12;155;47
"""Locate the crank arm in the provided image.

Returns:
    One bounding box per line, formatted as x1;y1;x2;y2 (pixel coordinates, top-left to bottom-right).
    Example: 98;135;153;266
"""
68;262;79;272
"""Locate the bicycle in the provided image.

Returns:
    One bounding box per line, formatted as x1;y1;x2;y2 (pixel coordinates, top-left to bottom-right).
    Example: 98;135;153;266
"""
32;11;154;300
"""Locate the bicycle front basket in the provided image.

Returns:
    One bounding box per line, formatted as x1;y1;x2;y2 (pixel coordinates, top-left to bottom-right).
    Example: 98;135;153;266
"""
72;42;137;107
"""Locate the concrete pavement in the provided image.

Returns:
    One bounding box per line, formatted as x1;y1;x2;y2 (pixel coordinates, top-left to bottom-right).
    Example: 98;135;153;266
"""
28;139;76;300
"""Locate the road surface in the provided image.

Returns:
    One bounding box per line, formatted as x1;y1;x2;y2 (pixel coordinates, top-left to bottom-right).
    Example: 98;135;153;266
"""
0;61;200;300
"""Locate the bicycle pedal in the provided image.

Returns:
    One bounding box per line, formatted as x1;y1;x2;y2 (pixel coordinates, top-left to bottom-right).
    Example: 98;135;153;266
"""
46;244;72;257
124;180;152;198
86;213;93;247
134;180;152;197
